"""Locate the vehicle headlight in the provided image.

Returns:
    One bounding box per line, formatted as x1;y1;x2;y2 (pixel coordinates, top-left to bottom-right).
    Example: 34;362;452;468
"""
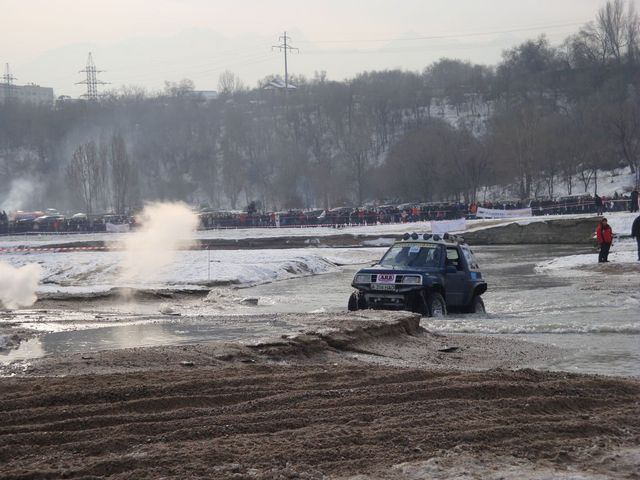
402;275;422;285
354;274;370;283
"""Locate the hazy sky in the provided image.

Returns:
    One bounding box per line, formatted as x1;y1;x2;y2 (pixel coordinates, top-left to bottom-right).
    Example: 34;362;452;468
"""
1;0;618;97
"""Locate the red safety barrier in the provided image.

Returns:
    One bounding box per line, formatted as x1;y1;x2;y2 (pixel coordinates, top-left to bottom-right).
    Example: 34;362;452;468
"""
0;246;108;253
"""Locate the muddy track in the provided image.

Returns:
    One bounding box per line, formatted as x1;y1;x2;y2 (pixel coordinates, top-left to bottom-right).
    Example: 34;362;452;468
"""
1;366;639;479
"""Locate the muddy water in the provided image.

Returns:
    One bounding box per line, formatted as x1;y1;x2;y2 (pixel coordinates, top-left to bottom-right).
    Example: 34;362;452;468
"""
425;244;640;377
232;244;640;377
0;317;300;364
2;244;639;377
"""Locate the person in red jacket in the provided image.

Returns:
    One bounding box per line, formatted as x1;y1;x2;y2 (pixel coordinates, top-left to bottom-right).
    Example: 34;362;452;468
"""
596;217;614;263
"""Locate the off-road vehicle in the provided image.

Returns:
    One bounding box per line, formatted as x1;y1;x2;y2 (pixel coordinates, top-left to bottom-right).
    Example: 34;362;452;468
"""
348;232;487;317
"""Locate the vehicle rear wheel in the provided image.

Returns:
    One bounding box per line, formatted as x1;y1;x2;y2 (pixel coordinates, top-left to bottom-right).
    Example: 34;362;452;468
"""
467;295;485;314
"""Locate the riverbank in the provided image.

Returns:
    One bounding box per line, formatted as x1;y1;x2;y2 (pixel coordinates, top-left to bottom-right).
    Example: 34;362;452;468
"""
1;313;638;479
3;213;629;250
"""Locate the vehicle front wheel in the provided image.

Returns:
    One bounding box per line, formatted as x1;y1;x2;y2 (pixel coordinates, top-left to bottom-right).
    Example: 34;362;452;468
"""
467;295;485;314
348;291;366;311
427;292;447;317
414;291;447;317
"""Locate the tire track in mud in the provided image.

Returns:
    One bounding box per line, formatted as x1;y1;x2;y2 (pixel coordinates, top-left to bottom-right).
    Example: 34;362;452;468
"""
1;366;639;479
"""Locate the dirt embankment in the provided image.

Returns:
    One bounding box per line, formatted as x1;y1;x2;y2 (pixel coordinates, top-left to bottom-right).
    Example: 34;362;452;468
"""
464;217;601;245
0;313;560;376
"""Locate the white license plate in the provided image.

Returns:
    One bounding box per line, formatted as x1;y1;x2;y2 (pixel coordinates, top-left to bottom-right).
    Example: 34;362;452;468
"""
372;283;396;291
376;274;396;284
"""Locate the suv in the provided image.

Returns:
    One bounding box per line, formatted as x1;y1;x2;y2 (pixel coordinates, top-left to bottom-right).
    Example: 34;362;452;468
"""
348;232;487;317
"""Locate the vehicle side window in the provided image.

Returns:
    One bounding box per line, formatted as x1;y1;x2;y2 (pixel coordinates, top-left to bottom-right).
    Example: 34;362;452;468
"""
446;247;462;271
462;246;480;270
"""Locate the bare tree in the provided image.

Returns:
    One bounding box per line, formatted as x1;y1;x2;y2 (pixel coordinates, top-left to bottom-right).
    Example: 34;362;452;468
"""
66;142;102;214
164;79;195;97
218;71;244;96
110;134;131;214
568;0;640;66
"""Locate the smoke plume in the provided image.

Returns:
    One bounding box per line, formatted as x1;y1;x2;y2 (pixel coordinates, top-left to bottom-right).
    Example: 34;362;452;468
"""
1;179;39;213
119;202;199;284
0;262;42;309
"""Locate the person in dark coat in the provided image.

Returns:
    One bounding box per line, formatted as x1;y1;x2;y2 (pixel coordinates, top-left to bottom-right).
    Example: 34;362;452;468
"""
596;217;614;263
595;194;603;215
631;190;639;213
632;215;640;261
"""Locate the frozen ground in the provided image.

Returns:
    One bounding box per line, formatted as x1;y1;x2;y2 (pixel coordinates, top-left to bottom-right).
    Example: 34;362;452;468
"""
2;211;638;249
536;238;639;276
0;212;636;301
1;247;382;296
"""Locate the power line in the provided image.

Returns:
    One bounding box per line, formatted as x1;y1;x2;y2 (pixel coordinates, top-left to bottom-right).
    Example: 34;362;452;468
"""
107;44;266;73
117;51;277;84
295;20;590;45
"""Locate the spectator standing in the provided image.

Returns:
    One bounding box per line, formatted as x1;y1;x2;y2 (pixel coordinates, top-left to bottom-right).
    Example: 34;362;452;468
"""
596;218;614;263
632;215;640;261
631;190;639;213
595;194;603;215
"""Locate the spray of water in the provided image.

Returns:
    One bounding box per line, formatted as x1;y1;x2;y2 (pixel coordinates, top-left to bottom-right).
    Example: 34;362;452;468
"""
0;262;42;309
118;202;199;284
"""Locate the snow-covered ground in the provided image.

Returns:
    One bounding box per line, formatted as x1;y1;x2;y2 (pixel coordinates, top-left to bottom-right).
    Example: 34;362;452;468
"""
536;238;638;277
2;211;639;248
0;220;483;248
483;166;638;201
3;247;382;296
1;211;638;296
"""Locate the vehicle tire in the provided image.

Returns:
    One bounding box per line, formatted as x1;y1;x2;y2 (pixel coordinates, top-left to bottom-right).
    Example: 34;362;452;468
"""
348;292;360;311
467;295;485;314
426;292;447;317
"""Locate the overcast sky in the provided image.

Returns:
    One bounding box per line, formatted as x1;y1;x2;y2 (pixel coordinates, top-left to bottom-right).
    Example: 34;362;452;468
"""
1;0;618;97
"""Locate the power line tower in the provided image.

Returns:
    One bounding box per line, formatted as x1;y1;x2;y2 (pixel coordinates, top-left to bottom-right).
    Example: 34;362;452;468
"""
272;31;298;95
2;63;17;99
76;52;109;101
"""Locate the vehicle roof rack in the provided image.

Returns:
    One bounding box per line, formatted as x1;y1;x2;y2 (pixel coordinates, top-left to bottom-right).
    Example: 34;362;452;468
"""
401;232;466;244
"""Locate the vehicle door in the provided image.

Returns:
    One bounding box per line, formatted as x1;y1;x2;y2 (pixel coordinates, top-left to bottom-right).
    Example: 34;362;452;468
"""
444;247;466;306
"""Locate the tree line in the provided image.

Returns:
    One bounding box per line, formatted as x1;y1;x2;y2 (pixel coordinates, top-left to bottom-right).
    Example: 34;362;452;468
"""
1;0;640;214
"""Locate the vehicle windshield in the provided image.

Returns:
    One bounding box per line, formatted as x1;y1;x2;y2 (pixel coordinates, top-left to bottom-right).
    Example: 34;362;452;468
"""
379;244;442;268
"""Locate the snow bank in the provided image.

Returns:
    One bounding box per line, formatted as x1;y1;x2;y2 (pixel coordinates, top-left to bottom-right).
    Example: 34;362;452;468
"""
536;238;638;276
1;247;383;295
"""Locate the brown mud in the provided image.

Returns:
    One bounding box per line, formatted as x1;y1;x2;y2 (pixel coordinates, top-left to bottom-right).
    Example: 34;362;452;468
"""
1;313;639;479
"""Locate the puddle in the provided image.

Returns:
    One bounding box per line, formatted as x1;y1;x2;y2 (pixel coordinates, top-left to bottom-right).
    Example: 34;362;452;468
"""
1;317;298;364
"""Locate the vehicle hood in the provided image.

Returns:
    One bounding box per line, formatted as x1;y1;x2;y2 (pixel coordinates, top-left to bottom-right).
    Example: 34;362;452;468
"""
356;266;442;276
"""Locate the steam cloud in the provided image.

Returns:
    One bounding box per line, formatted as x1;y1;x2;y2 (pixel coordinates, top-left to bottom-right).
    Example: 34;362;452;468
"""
0;262;42;309
119;202;199;283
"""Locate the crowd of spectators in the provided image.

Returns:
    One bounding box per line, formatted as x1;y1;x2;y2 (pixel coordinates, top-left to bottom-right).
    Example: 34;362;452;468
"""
1;191;638;235
0;210;132;235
